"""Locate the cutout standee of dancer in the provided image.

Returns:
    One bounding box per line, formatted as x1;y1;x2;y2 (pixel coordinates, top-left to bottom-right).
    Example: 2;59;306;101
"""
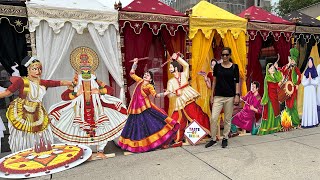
118;58;179;153
0;56;72;152
167;53;210;147
258;63;282;135
49;47;127;159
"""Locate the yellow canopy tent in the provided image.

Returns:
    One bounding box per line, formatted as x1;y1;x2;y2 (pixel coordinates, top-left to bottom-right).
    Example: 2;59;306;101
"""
189;0;247;117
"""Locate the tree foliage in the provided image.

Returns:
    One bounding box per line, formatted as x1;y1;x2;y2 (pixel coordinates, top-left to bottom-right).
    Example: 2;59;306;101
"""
275;0;320;17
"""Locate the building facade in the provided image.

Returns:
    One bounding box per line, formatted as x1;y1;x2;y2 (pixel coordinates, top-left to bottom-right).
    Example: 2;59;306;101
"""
298;2;320;18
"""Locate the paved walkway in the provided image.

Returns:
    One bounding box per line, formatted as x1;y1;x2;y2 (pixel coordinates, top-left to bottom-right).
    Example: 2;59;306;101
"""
1;127;320;180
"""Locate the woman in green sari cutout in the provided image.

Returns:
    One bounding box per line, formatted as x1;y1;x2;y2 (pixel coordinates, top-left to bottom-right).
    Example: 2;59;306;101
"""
258;63;283;135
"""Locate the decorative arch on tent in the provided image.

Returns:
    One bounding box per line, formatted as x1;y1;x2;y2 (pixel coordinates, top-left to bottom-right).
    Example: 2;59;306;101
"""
189;1;248;117
239;6;295;96
118;0;188;113
0;1;30;75
26;0;125;109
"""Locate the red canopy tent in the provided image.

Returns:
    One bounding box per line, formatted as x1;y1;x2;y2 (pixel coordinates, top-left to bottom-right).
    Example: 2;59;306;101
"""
117;0;189;109
239;6;295;95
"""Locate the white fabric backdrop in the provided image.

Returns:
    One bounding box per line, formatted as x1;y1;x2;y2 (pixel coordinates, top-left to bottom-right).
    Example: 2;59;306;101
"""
88;24;125;102
36;21;123;109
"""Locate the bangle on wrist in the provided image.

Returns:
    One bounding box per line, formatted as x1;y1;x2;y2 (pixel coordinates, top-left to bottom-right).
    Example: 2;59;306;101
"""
235;93;240;97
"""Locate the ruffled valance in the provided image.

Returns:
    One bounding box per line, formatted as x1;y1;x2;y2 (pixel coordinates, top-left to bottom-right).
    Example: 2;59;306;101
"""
189;17;246;39
247;22;295;42
27;5;118;35
189;1;247;40
0;4;28;33
119;11;188;36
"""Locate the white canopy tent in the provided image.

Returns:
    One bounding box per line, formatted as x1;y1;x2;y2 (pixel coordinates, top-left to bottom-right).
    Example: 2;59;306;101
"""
26;0;125;109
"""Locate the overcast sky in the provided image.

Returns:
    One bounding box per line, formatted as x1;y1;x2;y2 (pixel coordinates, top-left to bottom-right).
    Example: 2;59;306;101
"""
271;0;279;6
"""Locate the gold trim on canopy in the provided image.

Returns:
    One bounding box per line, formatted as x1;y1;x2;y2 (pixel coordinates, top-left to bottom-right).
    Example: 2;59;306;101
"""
0;4;26;17
296;26;320;34
248;22;295;32
0;4;28;33
189;1;247;39
119;11;188;26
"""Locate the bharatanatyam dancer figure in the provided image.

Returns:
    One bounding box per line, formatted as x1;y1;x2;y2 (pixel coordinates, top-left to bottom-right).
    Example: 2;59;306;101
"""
49;47;127;159
118;58;179;153
258;63;283;135
0;56;72;152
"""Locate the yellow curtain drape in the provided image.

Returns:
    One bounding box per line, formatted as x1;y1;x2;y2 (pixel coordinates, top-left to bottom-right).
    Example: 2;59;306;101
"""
189;29;215;118
297;43;320;116
222;31;248;95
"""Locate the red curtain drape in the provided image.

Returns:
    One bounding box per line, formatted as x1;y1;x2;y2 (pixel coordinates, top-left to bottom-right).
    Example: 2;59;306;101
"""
273;34;291;67
247;34;264;96
123;25;153;103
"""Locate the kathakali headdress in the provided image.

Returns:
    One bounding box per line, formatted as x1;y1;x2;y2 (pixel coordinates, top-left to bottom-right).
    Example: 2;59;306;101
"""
70;47;99;73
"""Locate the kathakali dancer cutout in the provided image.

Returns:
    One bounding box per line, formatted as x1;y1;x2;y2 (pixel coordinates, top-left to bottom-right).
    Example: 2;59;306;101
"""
49;47;127;159
0;56;72;153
